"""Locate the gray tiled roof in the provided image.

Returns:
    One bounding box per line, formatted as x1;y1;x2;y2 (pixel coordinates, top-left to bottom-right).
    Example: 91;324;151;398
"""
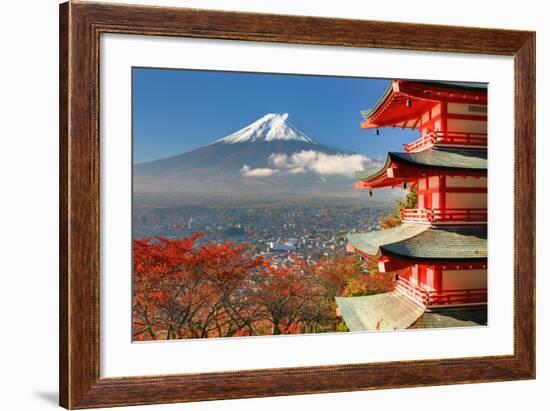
347;225;428;257
355;147;487;183
354;169;380;181
390;148;487;170
336;291;487;331
336;292;425;331
347;226;487;261
410;306;487;328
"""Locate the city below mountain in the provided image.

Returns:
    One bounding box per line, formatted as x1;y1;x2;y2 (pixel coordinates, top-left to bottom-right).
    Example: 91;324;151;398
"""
134;113;400;207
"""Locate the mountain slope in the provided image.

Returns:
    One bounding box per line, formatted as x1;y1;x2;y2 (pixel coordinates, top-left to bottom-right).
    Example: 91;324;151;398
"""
136;138;333;176
216;113;315;144
134;113;395;206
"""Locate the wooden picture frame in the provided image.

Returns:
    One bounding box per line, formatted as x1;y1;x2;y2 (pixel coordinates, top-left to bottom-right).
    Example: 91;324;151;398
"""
59;1;535;408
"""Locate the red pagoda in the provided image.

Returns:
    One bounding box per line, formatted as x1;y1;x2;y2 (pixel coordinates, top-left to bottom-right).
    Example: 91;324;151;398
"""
336;80;488;331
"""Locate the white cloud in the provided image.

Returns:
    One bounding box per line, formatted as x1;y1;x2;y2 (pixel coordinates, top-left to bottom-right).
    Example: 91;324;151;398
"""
267;150;380;177
269;153;288;168
288;167;306;174
240;165;279;177
241;151;380;178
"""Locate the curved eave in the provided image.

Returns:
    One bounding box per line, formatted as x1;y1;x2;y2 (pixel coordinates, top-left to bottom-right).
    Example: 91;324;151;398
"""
361;80;488;130
347;225;429;260
360;81;394;120
348;226;487;262
355;148;487;189
380;248;488;262
388;149;487;172
354;157;392;186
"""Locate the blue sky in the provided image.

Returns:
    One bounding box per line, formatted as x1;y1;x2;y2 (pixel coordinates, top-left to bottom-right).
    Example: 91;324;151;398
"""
132;67;418;164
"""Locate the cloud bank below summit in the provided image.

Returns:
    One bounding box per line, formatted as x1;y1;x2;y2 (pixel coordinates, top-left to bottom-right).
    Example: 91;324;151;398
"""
240;150;380;178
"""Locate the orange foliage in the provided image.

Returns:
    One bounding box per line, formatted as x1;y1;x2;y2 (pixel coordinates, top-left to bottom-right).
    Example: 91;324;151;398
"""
133;235;395;340
133;234;264;340
379;212;401;229
342;271;395;297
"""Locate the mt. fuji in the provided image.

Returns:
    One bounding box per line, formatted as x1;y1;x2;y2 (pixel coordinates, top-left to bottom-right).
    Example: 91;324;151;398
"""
134;113;390;206
216;113;315;144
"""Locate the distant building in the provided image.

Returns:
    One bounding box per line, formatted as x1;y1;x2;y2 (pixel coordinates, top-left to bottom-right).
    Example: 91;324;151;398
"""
269;241;297;253
336;80;488;331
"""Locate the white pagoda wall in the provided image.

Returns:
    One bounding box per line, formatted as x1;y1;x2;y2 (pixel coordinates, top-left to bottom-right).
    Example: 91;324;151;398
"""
447;118;487;134
442;268;487;290
446;192;487;208
447;102;487;116
446;102;487;134
446;176;487;188
445;176;487;209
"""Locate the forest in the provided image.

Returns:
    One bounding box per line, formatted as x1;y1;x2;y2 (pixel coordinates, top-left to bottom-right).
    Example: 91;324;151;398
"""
132;233;394;341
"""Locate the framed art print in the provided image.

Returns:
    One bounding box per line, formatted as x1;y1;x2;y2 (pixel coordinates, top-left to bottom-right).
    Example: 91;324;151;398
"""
59;1;535;408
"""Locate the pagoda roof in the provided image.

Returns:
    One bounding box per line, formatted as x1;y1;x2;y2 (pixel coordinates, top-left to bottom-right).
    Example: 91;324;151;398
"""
347;224;427;257
347;225;487;261
335;292;425;331
336;292;487;331
361;80;487;129
355;147;487;187
410;306;487;328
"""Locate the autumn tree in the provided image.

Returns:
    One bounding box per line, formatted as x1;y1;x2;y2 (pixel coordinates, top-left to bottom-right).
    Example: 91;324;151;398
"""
133;235;396;341
252;255;385;335
342;271;395;296
247;258;326;335
133;234;265;340
133;234;202;340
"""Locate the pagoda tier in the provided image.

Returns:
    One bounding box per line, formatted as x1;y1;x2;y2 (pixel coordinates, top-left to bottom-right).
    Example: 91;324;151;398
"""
355;148;487;225
343;226;487;316
360;81;487;128
336;294;487;331
336;80;488;331
355;147;487;189
346;226;487;263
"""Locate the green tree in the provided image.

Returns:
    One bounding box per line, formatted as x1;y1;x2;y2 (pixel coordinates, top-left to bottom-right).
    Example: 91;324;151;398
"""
379;187;417;229
395;187;418;212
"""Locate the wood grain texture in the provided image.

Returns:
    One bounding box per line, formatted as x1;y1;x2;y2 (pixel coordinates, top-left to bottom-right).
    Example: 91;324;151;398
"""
59;1;536;408
59;2;69;407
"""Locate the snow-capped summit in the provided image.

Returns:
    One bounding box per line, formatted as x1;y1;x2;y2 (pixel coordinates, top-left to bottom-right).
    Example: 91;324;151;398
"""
134;112;391;205
216;113;316;144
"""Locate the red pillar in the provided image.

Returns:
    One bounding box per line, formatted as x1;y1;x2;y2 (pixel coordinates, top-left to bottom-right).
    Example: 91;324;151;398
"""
433;265;443;291
439;174;446;211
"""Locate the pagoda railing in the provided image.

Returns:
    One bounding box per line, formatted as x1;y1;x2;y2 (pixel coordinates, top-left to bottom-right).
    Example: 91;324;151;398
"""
401;208;487;224
395;276;487;308
404;131;487;153
395;276;429;305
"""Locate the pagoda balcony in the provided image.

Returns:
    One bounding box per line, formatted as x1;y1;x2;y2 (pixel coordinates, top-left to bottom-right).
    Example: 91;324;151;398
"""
401;208;487;225
395;276;487;308
403;131;487;153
